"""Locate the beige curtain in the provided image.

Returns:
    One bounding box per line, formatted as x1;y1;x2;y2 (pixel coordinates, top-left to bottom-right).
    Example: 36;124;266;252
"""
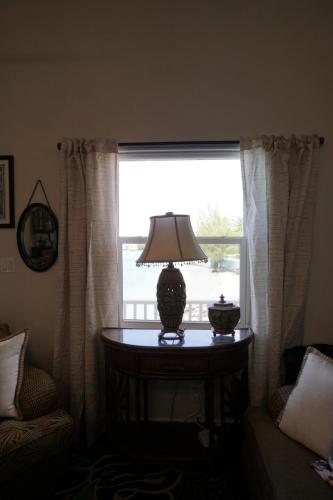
53;138;119;445
240;135;320;406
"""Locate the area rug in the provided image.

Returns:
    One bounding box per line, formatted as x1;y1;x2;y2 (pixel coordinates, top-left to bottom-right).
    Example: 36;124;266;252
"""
53;453;235;500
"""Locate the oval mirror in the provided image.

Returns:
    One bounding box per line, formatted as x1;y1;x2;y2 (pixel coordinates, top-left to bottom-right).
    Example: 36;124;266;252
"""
17;203;58;272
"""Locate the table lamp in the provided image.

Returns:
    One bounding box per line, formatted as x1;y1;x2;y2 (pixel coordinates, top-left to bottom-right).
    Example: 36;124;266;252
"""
136;212;208;340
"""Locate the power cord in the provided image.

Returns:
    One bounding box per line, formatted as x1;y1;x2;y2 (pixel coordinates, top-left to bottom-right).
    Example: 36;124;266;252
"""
170;381;180;421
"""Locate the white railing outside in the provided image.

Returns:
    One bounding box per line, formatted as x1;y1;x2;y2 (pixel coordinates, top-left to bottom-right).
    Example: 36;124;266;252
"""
123;300;211;322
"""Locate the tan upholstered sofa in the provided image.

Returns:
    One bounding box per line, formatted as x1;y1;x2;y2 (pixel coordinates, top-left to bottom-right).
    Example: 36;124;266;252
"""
242;344;333;500
0;323;73;499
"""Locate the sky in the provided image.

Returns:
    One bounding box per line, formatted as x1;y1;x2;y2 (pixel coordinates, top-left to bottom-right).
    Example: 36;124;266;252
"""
119;158;243;237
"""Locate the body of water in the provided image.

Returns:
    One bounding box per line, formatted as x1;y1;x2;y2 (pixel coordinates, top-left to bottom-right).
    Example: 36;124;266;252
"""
123;249;240;305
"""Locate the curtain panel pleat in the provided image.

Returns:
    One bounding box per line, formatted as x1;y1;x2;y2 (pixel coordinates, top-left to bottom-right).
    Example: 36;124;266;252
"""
53;138;119;445
241;135;320;406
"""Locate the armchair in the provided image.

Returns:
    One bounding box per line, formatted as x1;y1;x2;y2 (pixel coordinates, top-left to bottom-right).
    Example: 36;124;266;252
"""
0;323;73;499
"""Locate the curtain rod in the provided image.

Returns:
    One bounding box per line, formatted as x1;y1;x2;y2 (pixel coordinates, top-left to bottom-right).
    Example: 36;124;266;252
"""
57;137;325;150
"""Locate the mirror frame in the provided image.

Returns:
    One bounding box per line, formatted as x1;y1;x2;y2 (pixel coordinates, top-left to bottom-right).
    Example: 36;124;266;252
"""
17;202;58;272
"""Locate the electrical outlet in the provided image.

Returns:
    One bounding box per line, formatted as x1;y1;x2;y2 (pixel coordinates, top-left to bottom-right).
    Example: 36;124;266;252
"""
198;429;218;448
0;257;15;273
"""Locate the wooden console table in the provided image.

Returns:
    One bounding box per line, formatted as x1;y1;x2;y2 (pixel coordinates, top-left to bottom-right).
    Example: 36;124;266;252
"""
101;327;253;460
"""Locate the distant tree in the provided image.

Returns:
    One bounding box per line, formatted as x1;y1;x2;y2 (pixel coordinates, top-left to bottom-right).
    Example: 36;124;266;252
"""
196;206;242;271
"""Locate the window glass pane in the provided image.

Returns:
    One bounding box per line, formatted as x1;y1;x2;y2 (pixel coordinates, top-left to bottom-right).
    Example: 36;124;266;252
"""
122;243;160;321
122;243;240;323
119;159;243;237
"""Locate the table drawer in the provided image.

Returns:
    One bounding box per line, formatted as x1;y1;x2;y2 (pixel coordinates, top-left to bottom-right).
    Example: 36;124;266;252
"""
211;347;248;374
140;355;209;376
105;346;138;374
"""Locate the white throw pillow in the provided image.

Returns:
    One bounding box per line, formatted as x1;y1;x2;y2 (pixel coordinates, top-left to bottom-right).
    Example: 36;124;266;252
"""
0;329;29;418
279;347;333;459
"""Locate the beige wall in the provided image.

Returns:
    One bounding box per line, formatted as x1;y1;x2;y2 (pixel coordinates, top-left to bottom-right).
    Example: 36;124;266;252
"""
1;0;332;372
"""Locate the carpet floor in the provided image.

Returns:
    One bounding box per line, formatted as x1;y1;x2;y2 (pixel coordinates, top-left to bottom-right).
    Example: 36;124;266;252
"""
52;452;246;500
51;429;247;500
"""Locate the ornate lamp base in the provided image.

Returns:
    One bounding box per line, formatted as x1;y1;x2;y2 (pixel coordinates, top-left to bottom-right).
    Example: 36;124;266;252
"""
157;262;186;336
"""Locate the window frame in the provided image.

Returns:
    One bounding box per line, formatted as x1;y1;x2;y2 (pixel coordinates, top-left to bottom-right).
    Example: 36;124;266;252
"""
117;142;247;330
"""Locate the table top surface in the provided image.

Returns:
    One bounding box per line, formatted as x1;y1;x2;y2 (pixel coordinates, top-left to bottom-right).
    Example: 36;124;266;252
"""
101;327;253;351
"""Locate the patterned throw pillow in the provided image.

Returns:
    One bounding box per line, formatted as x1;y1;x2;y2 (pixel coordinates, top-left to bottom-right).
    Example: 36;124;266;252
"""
0;329;30;418
279;346;333;459
19;365;58;419
268;385;294;424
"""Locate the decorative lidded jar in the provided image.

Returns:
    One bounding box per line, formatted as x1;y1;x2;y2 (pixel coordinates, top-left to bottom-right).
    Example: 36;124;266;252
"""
208;294;240;335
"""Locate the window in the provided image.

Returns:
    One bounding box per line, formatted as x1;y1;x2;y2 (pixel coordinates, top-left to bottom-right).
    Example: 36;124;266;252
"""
118;143;246;328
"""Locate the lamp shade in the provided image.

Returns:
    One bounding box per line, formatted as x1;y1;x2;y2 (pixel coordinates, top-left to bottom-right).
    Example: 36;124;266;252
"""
136;212;207;266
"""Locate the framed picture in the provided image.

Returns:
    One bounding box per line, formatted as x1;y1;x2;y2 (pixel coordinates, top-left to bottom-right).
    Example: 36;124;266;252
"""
0;156;15;228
